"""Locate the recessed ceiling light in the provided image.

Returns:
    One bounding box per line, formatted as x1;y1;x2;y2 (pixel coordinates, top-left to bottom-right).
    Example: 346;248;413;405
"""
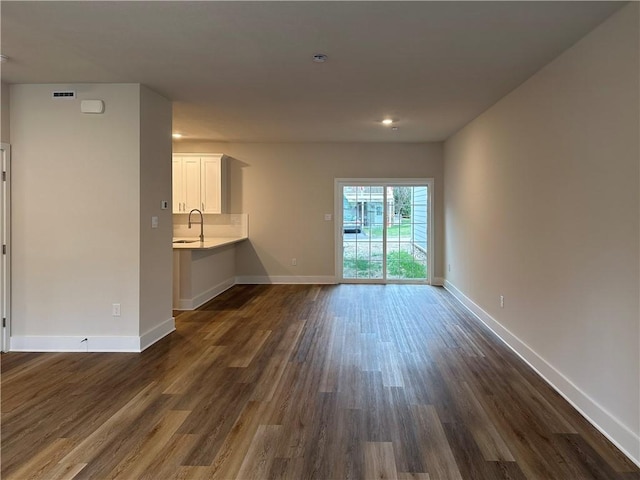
312;53;328;63
0;55;8;63
172;133;182;139
382;118;394;125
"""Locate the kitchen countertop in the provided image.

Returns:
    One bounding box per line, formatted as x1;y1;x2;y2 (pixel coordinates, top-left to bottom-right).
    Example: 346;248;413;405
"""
172;236;248;250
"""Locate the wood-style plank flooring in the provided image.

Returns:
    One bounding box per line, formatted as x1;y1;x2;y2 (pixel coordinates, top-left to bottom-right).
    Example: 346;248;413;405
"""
2;284;639;479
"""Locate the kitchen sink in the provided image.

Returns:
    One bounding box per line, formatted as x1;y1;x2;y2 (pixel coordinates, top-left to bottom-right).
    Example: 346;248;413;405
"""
173;239;199;244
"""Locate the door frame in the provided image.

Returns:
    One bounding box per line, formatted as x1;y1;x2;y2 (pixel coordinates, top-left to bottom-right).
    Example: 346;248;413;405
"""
1;143;10;352
334;178;434;285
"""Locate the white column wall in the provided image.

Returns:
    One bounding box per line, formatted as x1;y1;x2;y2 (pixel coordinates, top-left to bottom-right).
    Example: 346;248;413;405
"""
11;84;141;341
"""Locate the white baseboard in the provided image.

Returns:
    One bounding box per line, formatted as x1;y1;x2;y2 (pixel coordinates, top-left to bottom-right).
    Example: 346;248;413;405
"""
140;317;175;351
176;277;235;310
10;318;176;353
235;275;337;285
431;276;445;286
11;334;142;352
444;280;640;468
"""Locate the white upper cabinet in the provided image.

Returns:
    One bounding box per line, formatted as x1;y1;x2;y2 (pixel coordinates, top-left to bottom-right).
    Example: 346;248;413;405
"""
200;156;223;214
172;157;184;213
172;154;227;214
183;157;201;212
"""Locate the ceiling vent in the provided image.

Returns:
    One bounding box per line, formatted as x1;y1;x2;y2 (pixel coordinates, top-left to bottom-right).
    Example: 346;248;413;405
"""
52;90;76;99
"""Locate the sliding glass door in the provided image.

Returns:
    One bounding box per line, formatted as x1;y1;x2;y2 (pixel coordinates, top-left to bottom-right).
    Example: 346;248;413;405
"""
336;179;433;284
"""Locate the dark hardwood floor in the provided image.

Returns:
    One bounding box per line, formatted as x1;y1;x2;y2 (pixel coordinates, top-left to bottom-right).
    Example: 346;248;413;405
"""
2;284;638;479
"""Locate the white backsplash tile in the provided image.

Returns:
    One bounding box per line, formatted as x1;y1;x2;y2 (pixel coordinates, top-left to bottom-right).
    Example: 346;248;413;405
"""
173;213;248;239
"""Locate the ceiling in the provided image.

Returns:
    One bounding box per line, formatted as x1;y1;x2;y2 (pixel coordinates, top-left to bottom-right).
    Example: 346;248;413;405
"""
0;1;625;143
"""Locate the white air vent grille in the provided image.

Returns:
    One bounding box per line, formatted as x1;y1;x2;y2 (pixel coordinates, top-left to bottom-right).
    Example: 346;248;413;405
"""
52;90;76;99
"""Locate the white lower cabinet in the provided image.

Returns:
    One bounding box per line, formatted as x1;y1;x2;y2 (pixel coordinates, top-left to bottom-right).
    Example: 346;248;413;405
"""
172;154;227;214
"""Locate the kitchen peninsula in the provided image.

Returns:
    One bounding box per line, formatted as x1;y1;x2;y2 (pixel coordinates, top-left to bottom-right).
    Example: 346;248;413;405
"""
172;213;248;310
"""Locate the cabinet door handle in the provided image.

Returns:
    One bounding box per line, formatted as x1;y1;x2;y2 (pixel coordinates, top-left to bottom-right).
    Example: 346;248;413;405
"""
202;202;204;211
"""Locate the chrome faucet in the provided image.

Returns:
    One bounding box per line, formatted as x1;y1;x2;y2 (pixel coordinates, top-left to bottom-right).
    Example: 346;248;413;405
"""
188;209;204;242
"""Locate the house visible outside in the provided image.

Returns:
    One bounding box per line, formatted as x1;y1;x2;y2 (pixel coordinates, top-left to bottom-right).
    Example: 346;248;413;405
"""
343;185;394;232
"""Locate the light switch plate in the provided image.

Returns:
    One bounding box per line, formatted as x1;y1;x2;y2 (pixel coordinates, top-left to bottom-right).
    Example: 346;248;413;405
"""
324;213;332;221
151;216;159;228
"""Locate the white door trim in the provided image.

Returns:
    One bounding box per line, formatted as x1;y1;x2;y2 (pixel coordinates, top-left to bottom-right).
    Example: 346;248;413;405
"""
1;143;10;353
334;178;434;285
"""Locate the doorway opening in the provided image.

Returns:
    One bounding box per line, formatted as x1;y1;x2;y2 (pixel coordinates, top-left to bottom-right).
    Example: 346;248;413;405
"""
335;179;433;284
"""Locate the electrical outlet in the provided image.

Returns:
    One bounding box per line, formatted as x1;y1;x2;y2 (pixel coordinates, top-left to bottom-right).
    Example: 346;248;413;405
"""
112;303;121;316
500;295;504;308
291;258;297;266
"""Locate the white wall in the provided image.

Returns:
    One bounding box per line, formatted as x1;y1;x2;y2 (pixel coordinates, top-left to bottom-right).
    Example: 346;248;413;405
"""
444;3;639;462
10;83;174;351
1;82;9;143
139;85;173;337
174;142;444;282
